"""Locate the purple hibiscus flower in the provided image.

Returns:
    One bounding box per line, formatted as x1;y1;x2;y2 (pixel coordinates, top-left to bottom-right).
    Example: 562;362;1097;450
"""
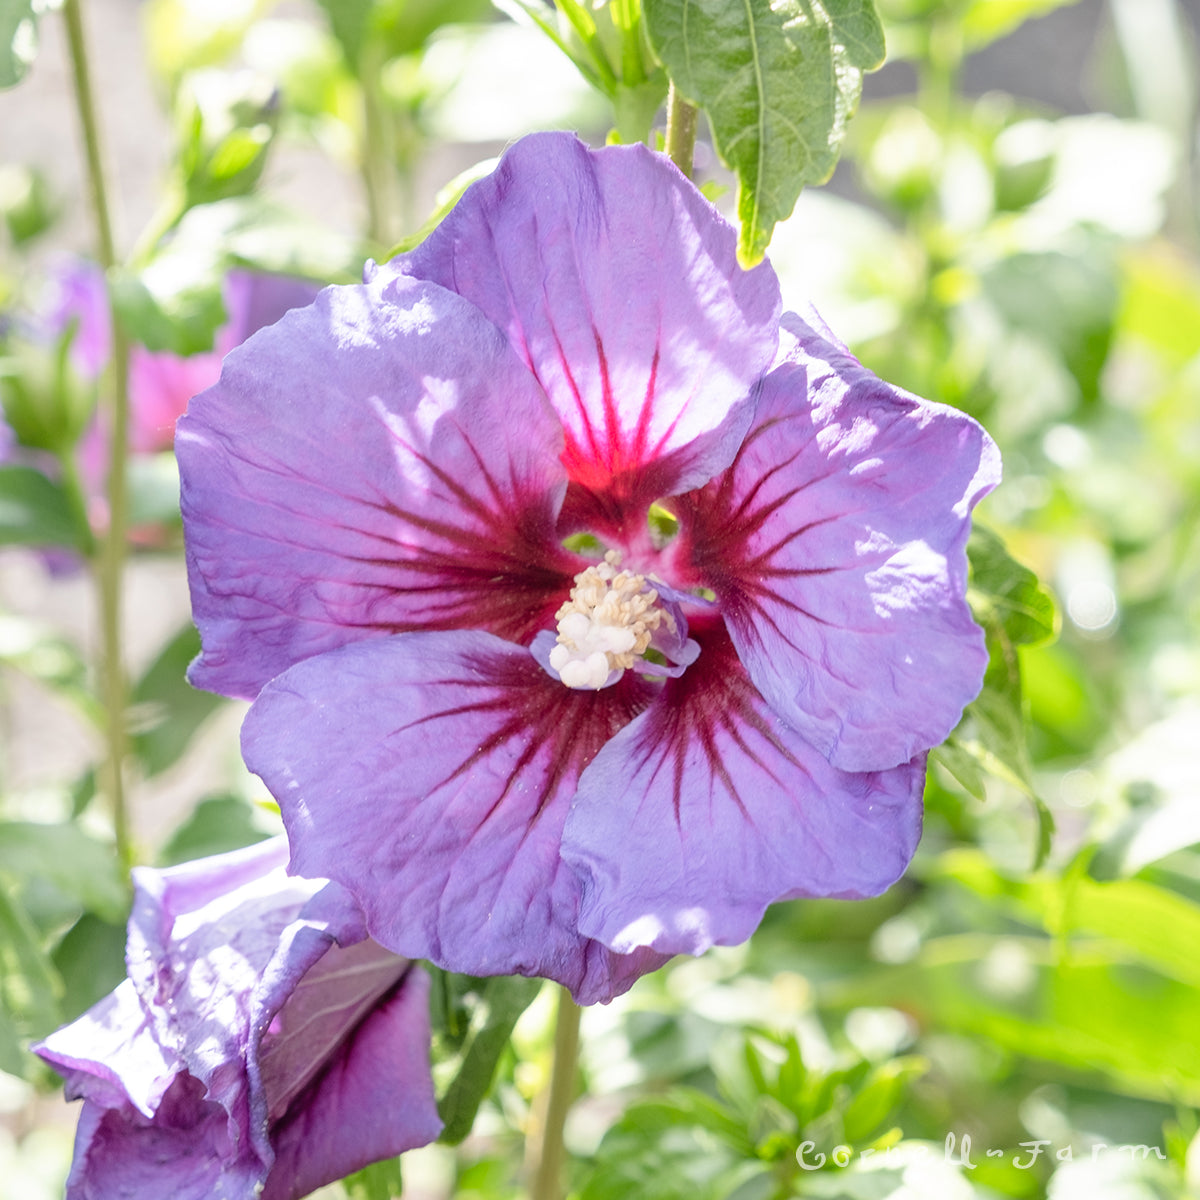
177;132;999;1004
34;838;442;1200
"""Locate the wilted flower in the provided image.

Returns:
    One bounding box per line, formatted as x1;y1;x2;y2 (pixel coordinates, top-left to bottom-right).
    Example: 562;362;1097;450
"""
178;133;999;1004
34;838;441;1200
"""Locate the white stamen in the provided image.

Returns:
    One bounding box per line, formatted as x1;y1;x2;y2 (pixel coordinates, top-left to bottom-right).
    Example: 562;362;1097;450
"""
549;551;673;690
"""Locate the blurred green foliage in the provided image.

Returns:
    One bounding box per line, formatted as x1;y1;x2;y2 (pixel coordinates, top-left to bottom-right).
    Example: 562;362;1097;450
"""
0;0;1199;1198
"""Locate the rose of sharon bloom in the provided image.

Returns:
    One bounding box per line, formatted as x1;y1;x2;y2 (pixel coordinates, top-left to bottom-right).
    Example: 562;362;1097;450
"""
34;838;441;1200
178;132;1000;1005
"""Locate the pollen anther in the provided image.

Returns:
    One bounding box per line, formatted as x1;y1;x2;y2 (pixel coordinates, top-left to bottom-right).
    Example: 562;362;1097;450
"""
549;551;674;690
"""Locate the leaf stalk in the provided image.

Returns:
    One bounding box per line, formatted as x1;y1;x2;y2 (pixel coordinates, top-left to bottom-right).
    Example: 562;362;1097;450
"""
665;82;699;178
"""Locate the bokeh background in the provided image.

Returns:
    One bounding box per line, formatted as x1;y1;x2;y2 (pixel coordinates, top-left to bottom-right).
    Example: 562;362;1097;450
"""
2;1;1200;1197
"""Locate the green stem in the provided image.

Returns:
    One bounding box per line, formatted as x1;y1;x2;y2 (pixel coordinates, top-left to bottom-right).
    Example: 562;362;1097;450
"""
665;83;699;179
359;40;393;249
530;988;582;1200
63;0;133;873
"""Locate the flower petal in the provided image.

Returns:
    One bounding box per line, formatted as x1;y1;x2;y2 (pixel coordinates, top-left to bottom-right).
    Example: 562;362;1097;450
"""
562;629;925;957
179;272;574;700
254;936;410;1125
264;967;442;1200
125;839;323;1060
393;132;781;525
61;1075;258;1200
34;979;176;1118
37;841;440;1200
242;631;668;1004
123;838;371;1172
129;347;224;453
675;310;1000;772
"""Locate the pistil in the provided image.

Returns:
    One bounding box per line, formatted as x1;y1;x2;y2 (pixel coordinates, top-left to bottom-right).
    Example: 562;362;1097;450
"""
549;552;674;690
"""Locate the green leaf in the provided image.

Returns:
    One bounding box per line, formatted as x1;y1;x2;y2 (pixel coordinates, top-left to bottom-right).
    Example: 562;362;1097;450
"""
176;71;279;209
159;793;274;866
373;0;492;60
0;823;128;924
583;1108;767;1200
840;1057;926;1143
828;0;889;69
130;624;226;777
52;913;128;1024
205;124;271;184
837;936;1200;1104
938;849;1200;992
313;0;373;69
967;525;1058;649
110;265;225;358
1;326;99;453
939;525;1059;862
0;884;62;1058
645;0;884;265
932;735;986;800
0;163;57;243
343;1157;403;1200
0;466;85;549
432;972;543;1144
625;1090;754;1149
387;156;499;258
982;248;1119;406
0;0;37;89
318;0;490;69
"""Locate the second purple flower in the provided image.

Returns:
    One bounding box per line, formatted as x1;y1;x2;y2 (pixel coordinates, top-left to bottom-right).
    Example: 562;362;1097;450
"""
178;133;999;1004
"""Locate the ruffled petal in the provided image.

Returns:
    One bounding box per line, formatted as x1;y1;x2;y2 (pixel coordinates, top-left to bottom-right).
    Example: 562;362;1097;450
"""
37;839;440;1199
33;979;176;1118
123;840;346;1172
242;630;668;1004
394;132;781;529
179;271;574;700
675;310;1000;772
562;629;925;957
62;1075;258;1200
264;967;442;1200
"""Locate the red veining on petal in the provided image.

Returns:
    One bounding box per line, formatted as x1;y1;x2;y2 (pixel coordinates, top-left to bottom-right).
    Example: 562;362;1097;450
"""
671;412;852;623
214;421;578;646
551;324;605;473
622;626;805;827
594;331;622;473
552;329;691;543
390;652;653;828
630;342;661;464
